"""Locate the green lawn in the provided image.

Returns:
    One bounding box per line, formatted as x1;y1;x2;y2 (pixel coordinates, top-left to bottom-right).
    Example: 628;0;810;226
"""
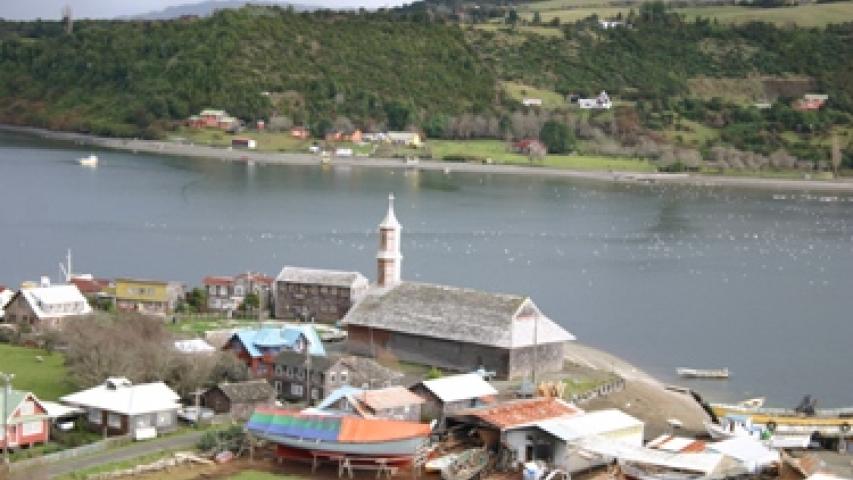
522;1;853;26
427;139;655;172
0;344;74;400
501;81;567;108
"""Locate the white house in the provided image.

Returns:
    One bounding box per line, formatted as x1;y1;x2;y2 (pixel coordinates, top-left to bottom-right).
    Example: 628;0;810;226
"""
60;378;181;439
599;20;625;29
579;91;613;110
2;282;92;329
174;338;216;354
522;98;543;107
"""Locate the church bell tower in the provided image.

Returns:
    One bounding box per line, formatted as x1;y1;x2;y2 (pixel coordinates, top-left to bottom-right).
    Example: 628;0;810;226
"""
377;193;402;287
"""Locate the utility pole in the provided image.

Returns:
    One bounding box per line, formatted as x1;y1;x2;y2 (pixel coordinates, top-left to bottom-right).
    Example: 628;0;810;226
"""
1;372;15;470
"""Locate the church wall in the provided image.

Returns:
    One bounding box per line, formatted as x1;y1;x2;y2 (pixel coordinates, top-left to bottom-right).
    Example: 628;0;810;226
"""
508;343;566;379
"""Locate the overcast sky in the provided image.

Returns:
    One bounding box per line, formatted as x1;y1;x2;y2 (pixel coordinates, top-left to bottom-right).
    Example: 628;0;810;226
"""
0;0;408;20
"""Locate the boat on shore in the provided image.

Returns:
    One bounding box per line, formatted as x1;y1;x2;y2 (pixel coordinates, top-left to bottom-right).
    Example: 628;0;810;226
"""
78;154;98;167
704;415;811;449
246;407;431;458
676;368;729;379
710;399;853;438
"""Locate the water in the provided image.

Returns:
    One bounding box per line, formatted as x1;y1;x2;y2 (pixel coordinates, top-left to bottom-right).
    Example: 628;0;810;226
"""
1;131;852;407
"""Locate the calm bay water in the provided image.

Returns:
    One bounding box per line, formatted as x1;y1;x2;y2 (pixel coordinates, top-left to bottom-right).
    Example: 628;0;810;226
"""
1;131;852;407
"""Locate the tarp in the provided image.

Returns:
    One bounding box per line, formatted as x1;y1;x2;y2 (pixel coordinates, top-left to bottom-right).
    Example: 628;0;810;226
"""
247;408;431;443
577;436;726;475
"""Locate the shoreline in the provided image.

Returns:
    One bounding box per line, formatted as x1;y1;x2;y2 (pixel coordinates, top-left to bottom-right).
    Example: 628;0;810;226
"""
4;123;853;192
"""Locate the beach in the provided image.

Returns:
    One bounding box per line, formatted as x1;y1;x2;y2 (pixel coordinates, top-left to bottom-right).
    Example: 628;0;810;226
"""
4;124;853;192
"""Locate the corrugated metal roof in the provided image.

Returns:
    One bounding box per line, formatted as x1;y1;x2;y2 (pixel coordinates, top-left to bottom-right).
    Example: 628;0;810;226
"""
232;325;325;358
61;380;180;416
359;387;424;411
647;435;705;453
20;284;92;319
536;409;644;441
457;397;580;430
420;373;497;403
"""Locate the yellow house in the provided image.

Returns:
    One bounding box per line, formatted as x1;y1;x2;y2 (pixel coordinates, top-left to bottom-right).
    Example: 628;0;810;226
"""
114;278;182;315
386;132;422;147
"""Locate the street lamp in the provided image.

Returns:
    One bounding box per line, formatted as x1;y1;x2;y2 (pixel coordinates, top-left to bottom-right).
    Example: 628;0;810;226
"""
1;371;15;469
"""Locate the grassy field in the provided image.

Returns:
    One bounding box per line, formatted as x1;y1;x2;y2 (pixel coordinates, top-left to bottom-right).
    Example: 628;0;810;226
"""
473;23;564;37
0;344;74;400
172;128;374;156
427;139;655;171
501;81;567;108
521;1;853;26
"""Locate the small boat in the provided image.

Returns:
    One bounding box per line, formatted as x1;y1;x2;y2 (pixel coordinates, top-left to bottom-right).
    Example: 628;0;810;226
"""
78;154;98;167
676;368;729;379
246;407;431;458
441;448;489;480
704;415;811;449
737;397;765;409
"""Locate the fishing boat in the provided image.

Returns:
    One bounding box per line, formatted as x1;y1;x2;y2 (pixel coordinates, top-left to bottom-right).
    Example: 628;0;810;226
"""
246;407;431;458
710;398;853;439
676;368;729;379
78;154;98;167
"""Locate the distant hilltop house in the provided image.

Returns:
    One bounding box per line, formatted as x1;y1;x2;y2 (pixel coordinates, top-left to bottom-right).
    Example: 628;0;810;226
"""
187;109;239;130
114;278;183;316
522;98;543;107
274;266;369;323
579;91;612;110
325;128;363;143
342;195;576;380
3;279;92;330
290;126;310;139
203;272;273;313
793;94;828;111
599;20;625;29
385;132;423;147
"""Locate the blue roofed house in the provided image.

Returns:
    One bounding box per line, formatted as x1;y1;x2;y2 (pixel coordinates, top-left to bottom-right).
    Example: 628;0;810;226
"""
225;325;325;379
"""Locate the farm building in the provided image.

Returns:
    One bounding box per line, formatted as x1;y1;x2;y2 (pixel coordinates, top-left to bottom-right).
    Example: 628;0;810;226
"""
201;380;276;420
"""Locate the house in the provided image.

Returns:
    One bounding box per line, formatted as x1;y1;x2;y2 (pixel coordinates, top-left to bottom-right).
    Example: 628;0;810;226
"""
201;380;276;420
793;94;828;111
386;132;422;147
325;129;363;143
0;286;13;320
2;282;92;330
60;377;181;439
522;98;543;107
411;373;497;428
188;109;239;130
512;139;546;155
1;389;50;451
449;397;582;466
204;272;273;313
290;126;310;139
69;277;113;306
271;353;403;405
343;195;575;380
114;278;183;315
274;266;368;323
599;20;625;29
579;91;612;109
231;138;257;150
225;324;326;378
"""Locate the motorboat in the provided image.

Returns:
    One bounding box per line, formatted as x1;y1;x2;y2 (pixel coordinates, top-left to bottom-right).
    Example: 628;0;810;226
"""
676;368;729;379
78;154;98;167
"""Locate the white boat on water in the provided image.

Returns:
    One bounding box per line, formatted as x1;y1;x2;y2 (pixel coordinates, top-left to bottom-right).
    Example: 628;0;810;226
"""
78;154;98;167
676;368;729;379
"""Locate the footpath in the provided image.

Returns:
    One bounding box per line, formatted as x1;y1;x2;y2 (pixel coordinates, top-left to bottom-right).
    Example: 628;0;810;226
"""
7;430;203;479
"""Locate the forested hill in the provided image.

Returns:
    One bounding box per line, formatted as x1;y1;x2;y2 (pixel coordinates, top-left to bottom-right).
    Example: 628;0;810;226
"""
0;4;851;150
0;8;496;137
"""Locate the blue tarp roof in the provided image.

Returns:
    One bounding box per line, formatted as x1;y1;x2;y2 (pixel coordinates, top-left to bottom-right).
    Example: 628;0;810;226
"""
232;325;326;358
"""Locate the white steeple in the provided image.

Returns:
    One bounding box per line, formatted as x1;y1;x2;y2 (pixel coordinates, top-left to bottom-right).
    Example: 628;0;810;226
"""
377;193;402;287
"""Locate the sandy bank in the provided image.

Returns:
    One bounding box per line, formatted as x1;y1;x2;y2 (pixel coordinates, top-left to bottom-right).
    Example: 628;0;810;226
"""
4;124;853;192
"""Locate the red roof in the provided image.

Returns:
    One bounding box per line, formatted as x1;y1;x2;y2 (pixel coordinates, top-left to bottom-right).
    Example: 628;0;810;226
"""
459;397;580;429
236;272;273;285
203;276;234;287
70;278;111;294
0;285;6;293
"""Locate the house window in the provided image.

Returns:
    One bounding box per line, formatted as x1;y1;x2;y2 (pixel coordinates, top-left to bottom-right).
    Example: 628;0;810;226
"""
274;381;282;393
135;415;152;428
156;412;172;427
286;366;294;377
22;421;42;436
275;365;284;375
291;384;304;396
329;372;337;383
296;368;305;380
19;400;35;416
340;371;348;384
311;388;320;400
107;413;122;429
88;409;101;425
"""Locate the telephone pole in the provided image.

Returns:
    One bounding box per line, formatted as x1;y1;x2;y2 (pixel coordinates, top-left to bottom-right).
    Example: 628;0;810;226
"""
1;372;15;470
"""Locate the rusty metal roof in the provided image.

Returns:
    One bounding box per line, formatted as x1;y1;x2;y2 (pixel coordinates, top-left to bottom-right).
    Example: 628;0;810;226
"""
457;397;581;429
